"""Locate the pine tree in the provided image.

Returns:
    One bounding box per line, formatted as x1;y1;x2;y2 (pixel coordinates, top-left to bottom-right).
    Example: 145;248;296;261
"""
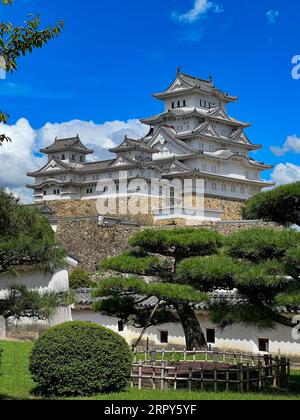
94;227;300;350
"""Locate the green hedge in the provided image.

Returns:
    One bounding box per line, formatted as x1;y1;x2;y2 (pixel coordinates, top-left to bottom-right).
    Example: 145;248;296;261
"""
29;321;132;397
69;269;94;289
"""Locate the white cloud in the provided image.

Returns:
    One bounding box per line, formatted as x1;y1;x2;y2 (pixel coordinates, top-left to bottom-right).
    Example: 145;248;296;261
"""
266;10;279;24
0;118;148;203
0;118;44;203
37;118;148;162
270;135;300;157
271;163;300;185
172;0;223;24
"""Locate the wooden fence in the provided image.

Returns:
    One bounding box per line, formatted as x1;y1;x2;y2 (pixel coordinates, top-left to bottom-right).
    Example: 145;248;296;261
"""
131;349;290;392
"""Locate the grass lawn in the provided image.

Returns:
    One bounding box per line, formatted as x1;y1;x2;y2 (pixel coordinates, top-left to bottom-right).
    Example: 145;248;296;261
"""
0;340;300;400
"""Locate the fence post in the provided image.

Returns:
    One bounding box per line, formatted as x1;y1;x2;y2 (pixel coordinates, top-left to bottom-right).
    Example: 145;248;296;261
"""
201;369;204;392
174;365;178;391
258;360;263;390
214;369;218;393
161;363;165;390
226;367;230;392
240;365;244;393
138;361;143;390
273;357;279;388
246;364;250;393
188;366;193;392
287;359;291;388
133;347;137;364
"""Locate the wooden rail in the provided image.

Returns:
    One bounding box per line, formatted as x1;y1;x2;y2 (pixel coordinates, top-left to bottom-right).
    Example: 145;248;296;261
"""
131;349;290;392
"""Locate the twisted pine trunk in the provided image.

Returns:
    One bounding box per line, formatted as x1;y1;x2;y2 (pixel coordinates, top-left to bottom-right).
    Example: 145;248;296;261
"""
176;303;207;350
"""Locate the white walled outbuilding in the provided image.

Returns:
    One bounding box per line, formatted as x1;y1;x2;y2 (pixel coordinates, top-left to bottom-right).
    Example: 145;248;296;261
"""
72;309;300;357
0;257;78;331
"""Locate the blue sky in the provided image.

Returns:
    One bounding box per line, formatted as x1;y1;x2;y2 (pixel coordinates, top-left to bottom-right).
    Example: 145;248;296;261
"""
1;0;300;200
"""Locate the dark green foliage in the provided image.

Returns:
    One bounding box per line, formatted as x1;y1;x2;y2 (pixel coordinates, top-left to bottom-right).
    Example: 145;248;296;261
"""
0;348;2;375
234;260;287;288
129;228;224;261
225;228;300;261
94;276;208;305
69;268;94;289
29;321;132;397
0;191;66;272
275;286;300;308
177;255;238;290
0;284;72;320
245;182;300;226
101;251;161;275
210;303;277;330
285;247;300;279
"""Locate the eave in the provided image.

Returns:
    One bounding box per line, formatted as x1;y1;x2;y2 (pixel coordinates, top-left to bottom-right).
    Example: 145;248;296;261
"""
40;146;93;155
176;131;262;151
141;109;250;129
153;87;238;104
162;170;275;188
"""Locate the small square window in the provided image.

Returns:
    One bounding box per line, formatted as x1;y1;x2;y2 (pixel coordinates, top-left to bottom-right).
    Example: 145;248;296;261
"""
160;331;169;344
207;329;216;344
258;339;269;353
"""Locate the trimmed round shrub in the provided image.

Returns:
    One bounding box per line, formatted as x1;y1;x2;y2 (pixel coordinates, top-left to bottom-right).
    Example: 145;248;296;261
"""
29;321;132;397
69;268;94;289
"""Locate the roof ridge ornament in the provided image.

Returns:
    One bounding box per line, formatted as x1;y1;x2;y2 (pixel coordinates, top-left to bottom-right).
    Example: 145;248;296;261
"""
177;65;181;75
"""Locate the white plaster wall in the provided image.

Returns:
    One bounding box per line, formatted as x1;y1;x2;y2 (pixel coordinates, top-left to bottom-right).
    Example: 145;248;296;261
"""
72;310;300;356
0;268;69;299
0;316;6;339
197;314;300;357
72;310;186;347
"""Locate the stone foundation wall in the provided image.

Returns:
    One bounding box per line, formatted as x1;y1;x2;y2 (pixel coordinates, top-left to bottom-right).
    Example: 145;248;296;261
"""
56;220;281;271
56;221;139;271
204;196;245;222
46;196;245;224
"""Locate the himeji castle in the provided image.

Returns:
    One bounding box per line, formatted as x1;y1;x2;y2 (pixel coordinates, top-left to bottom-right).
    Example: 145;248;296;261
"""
27;69;274;222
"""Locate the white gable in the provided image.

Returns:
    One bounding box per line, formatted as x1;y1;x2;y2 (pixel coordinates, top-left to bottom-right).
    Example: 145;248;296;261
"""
43;159;68;172
196;122;220;139
148;128;194;160
109;156;134;167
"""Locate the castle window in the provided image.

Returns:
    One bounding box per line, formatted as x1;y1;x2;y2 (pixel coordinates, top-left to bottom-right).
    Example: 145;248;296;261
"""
53;189;60;195
61;154;65;160
43;191;47;196
172;102;175;109
118;321;124;332
207;329;216;344
80;156;84;163
160;331;169;344
258;339;269;353
72;155;76;161
183;100;186;107
177;101;180;108
87;188;93;195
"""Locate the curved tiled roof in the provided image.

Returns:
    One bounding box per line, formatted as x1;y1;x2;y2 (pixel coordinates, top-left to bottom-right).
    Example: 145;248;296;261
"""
40;135;93;155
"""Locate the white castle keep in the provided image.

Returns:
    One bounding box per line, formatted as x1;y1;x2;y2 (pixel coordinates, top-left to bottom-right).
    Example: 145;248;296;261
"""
27;69;274;222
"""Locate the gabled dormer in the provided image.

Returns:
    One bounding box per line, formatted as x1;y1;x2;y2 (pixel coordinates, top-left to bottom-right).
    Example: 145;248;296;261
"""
40;135;93;164
153;68;238;113
109;136;159;162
